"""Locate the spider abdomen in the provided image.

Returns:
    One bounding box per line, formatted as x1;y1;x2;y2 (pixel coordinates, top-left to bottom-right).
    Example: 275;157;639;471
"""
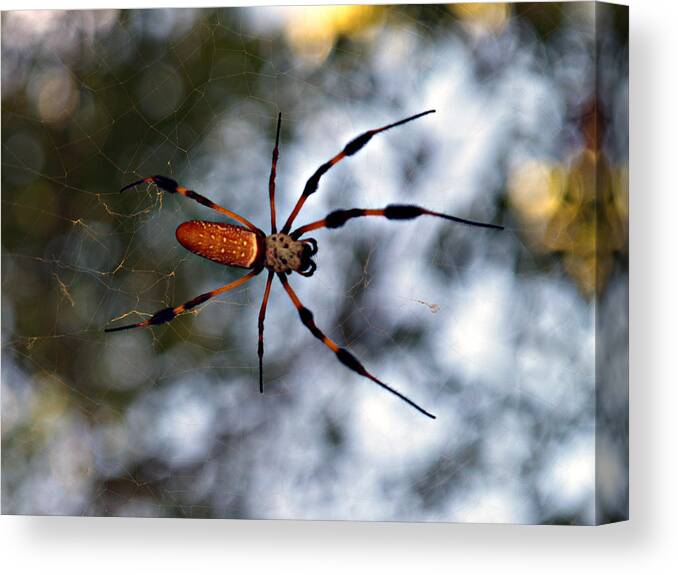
176;220;262;268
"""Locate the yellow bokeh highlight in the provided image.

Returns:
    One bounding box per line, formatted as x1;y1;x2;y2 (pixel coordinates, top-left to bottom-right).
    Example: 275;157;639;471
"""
449;3;511;35
28;375;71;441
36;68;79;124
285;6;385;66
509;150;628;297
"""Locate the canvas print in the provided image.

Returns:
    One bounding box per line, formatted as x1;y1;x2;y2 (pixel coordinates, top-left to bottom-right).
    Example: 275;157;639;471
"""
1;3;628;524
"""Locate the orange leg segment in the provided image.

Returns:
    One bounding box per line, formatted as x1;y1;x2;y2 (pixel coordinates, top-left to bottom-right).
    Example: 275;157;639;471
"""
291;204;503;239
257;270;274;393
105;269;260;332
281;110;436;234
268;113;282;234
277;273;436;419
120;175;262;233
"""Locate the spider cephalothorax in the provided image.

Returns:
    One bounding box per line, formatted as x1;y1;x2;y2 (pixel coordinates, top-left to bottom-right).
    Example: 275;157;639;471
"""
107;110;504;419
264;233;318;276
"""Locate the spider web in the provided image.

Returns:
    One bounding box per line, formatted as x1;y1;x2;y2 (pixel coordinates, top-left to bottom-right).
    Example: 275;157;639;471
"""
1;3;627;523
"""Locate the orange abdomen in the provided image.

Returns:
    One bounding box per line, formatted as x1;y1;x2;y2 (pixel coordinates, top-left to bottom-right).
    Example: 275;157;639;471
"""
176;220;262;268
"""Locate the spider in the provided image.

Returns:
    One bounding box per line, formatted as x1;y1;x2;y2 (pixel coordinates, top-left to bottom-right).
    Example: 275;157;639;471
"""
105;110;503;419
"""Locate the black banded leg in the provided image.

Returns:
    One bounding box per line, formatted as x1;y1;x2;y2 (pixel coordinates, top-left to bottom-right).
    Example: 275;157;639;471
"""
281;110;436;234
268;113;282;234
120;175;262;233
290;204;504;238
277;273;436;419
105;269;260;333
257;271;274;393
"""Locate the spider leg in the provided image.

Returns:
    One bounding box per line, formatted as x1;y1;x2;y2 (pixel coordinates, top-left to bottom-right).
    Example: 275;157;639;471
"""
280;109;436;234
268;113;282;234
277;273;436;419
120;175;262;233
290;204;504;238
105;269;260;332
257;270;274;393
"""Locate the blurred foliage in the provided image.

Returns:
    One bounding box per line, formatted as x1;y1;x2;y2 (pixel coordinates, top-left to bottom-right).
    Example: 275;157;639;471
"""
509;100;629;297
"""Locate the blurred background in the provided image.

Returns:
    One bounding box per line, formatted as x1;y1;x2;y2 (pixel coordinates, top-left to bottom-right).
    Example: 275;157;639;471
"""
2;3;627;523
